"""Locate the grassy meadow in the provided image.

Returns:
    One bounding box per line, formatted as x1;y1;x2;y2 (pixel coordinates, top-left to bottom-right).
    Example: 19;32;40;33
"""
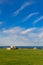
0;48;43;65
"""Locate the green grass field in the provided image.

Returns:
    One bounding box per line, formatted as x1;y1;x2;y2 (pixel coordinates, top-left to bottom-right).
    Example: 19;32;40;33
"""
0;49;43;65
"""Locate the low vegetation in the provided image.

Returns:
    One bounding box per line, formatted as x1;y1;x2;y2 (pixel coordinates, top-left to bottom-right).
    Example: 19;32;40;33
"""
0;48;43;65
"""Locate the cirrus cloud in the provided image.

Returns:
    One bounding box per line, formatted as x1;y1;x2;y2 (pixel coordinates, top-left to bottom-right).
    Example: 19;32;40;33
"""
0;26;43;46
13;2;34;16
33;16;43;24
23;12;39;22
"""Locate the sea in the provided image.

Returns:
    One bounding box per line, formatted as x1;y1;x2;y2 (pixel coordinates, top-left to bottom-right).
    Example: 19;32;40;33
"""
0;46;43;49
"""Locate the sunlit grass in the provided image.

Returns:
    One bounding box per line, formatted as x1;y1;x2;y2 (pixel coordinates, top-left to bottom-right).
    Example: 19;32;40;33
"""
0;48;43;65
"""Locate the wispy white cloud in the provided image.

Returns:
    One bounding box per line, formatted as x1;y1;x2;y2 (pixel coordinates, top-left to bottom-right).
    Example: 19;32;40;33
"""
13;2;34;16
23;12;39;22
38;32;43;38
0;26;43;46
21;28;36;34
3;27;24;34
33;16;43;24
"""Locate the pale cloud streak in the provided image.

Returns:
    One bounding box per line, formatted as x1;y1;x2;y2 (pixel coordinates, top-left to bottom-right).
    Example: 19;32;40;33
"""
23;12;39;22
33;16;43;24
21;28;36;34
0;26;43;46
13;2;34;16
38;32;43;38
3;27;23;34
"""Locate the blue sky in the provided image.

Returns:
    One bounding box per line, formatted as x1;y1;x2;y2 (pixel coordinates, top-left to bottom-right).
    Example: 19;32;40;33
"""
0;0;43;46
